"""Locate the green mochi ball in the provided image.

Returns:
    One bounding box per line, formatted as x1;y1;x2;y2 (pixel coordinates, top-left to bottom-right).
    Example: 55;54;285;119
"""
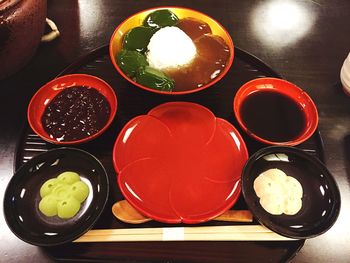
143;9;179;29
57;197;81;219
39;195;58;217
51;183;71;201
123;26;154;53
70;181;89;203
40;178;58;198
117;49;148;78
57;171;80;184
136;66;174;91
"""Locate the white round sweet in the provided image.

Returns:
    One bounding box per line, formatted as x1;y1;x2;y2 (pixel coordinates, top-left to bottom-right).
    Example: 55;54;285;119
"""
253;168;303;216
147;26;197;70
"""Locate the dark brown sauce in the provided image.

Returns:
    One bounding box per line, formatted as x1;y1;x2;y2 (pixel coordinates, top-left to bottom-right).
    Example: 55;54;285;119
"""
166;18;230;91
41;86;111;142
176;17;212;41
240;91;306;142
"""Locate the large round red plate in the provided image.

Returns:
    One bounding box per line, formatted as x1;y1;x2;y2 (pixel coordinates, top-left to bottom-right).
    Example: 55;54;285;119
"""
113;102;248;224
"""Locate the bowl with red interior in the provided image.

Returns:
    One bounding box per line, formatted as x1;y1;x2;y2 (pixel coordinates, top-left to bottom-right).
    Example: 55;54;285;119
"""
27;74;117;145
233;78;318;146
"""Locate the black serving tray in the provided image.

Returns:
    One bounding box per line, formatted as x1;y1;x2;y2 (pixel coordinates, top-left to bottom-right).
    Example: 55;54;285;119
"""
15;45;325;262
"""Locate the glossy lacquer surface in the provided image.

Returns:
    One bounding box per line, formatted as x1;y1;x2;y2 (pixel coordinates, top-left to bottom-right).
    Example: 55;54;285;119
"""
114;102;248;223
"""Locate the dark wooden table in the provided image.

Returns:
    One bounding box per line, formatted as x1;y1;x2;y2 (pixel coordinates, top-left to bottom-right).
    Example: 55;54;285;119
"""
1;0;350;262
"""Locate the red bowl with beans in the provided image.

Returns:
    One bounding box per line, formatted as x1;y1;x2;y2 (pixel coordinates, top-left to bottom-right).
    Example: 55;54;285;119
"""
27;74;117;145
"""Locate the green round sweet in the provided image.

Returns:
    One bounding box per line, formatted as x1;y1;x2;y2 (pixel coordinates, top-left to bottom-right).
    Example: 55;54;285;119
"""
57;197;81;219
117;49;148;77
143;9;179;29
136;66;174;91
38;171;89;219
123;26;154;53
40;178;59;198
51;183;71;201
69;181;89;203
57;171;80;185
39;195;58;217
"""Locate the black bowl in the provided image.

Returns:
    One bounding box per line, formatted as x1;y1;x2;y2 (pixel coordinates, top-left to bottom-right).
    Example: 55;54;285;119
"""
241;146;340;239
3;147;109;246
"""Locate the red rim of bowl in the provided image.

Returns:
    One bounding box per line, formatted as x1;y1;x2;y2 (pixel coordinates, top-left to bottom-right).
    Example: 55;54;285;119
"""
27;74;117;145
233;77;319;146
109;6;235;95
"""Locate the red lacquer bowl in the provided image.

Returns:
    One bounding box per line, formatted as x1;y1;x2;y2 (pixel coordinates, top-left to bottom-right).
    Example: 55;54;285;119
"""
109;6;234;95
113;102;248;224
27;74;117;145
233;78;318;146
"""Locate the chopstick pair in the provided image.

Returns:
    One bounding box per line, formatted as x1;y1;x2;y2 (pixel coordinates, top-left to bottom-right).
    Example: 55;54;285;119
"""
74;225;294;242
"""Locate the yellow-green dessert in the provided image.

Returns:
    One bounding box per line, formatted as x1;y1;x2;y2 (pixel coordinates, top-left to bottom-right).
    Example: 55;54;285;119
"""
39;171;89;219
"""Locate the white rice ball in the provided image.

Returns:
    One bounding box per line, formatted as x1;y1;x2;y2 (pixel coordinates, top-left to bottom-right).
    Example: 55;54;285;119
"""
147;26;197;70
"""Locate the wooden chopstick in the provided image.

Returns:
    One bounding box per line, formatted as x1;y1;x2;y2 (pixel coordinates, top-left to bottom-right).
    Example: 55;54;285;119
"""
74;225;294;242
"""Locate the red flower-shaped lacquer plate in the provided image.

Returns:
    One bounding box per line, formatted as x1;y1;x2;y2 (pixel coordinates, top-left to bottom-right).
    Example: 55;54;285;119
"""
113;102;248;224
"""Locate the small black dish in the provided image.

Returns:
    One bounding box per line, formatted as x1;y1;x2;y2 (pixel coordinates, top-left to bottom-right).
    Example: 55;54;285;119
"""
241;146;340;239
3;147;109;246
